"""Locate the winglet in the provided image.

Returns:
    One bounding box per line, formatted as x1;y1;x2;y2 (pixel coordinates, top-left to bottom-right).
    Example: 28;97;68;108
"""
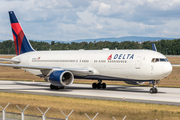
9;11;34;55
152;43;157;52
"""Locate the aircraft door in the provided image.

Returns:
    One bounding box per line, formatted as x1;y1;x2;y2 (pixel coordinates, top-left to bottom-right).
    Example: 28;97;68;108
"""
151;59;155;75
151;65;154;75
135;56;141;69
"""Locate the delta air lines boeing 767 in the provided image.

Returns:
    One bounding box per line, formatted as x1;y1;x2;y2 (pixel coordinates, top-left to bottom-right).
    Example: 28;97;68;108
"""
0;11;173;93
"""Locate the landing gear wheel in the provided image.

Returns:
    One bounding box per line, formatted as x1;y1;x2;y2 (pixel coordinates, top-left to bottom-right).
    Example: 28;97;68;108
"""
149;80;158;93
92;80;107;89
50;84;55;90
54;86;59;90
102;83;106;89
97;83;102;89
50;84;64;90
59;87;65;89
92;83;97;89
150;88;158;93
154;88;158;93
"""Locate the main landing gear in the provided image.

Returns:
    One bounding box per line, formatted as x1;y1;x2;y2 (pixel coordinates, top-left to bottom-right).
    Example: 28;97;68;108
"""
92;80;106;89
149;80;158;94
50;84;64;90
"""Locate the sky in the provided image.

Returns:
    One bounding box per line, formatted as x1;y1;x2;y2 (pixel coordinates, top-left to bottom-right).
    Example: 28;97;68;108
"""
0;0;180;41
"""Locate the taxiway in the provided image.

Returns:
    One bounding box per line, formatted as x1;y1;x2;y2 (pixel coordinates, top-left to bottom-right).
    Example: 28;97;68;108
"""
0;80;180;105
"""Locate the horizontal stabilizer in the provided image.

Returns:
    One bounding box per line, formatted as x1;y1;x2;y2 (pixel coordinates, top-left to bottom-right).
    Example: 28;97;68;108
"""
0;63;93;76
172;64;180;67
0;58;20;63
0;63;52;70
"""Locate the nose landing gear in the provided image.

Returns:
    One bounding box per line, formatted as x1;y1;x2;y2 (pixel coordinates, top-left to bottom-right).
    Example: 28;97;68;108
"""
149;80;158;93
150;87;158;93
92;80;106;89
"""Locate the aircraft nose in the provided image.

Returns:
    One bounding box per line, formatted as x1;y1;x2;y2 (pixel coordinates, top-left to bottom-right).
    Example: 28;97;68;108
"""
162;63;172;76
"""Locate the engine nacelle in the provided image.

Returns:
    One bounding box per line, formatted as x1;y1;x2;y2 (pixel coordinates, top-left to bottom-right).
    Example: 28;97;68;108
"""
124;81;145;85
47;70;74;87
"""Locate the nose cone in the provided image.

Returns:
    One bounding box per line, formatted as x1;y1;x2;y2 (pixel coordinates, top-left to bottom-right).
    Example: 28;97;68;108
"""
163;63;172;76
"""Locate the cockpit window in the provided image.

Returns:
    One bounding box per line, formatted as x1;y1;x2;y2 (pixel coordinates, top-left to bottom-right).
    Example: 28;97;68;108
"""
165;58;169;62
155;58;159;62
151;58;168;62
151;58;155;62
160;58;166;62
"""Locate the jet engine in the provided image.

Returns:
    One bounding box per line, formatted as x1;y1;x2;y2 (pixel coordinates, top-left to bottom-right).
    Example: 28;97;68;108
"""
47;70;74;87
124;81;145;85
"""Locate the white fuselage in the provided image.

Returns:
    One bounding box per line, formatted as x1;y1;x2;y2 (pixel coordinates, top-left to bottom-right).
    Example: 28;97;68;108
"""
12;49;172;82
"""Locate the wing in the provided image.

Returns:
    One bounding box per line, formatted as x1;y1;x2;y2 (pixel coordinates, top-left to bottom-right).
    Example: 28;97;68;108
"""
0;63;94;77
0;58;20;63
172;64;180;67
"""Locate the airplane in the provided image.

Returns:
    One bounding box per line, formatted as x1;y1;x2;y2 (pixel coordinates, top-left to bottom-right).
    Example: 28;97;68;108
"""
0;11;173;93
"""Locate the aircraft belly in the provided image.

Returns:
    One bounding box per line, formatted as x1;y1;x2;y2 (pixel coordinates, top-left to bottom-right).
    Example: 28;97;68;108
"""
90;63;150;80
74;74;153;81
23;68;42;76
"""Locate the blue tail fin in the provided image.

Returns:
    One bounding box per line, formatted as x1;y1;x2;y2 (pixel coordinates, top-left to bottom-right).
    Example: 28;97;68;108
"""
152;43;157;52
9;11;34;55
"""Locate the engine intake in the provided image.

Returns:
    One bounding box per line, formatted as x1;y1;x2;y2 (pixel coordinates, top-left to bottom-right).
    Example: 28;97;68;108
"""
48;70;74;87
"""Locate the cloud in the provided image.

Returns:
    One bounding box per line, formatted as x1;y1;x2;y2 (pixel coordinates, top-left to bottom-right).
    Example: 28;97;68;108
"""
0;0;180;41
88;0;180;25
97;3;111;15
97;24;103;29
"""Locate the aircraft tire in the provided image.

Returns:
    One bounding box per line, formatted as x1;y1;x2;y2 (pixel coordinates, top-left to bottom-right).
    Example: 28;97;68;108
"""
50;84;55;90
54;86;59;90
97;83;102;89
150;88;153;93
59;87;65;89
150;88;158;93
154;88;158;93
92;83;97;89
102;83;106;89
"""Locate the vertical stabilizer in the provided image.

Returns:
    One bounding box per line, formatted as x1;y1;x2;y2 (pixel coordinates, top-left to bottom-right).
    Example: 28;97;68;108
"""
152;43;157;52
9;11;34;55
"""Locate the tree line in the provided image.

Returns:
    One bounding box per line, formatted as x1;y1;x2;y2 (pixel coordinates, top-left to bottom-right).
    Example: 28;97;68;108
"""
0;39;180;55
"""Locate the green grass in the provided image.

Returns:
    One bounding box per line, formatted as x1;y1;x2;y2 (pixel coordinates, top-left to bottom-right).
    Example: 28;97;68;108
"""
0;92;180;120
